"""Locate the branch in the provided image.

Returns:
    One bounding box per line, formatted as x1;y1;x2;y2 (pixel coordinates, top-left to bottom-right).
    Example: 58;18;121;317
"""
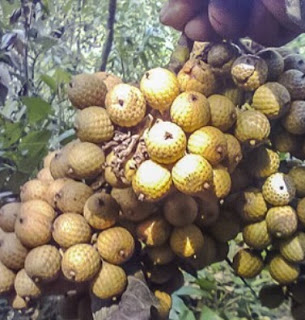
100;0;117;71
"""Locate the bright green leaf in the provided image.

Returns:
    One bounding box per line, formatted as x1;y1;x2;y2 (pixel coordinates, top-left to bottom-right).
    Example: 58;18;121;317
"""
196;278;217;292
200;306;224;320
54;68;71;85
41;74;57;92
22;97;52;124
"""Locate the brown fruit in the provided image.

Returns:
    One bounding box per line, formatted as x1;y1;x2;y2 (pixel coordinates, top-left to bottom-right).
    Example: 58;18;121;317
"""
37;167;54;182
284;54;305;73
279;232;305;263
272;129;299;154
146;244;175;266
0;202;20;232
297;198;305;226
259;284;285;309
14;269;41;299
94;71;122;91
8;294;27;309
104;151;129;188
289;166;305;197
154;290;172;320
282;100;305;135
20;179;48;202
232;249;264;278
290;279;305;304
146;263;178;285
43;150;57;168
223;134;243;173
257;48;284;80
0;261;15;294
279;69;305;100
195;191;220;227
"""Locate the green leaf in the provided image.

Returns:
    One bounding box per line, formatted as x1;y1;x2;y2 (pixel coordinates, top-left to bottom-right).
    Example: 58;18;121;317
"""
200;306;224;320
0;120;24;148
175;286;208;298
196;278;217;292
5;171;29;194
63;0;73;14
180;309;196;320
22;97;52;124
40;74;57;92
54;68;71;85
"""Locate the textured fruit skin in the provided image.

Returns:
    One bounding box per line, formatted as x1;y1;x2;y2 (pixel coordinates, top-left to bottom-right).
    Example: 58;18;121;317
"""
257;48;284;81
14;269;41;299
212;165;231;199
132;160;172;202
234;110;270;146
94;71;122;91
279;69;305;100
188;126;227;165
9;294;27;309
177;59;216;97
0;261;15;294
61;244;101;282
266;206;297;238
136;215;171;247
242;220;272;249
146;244;175;265
52;213;92;248
43;150;57;168
172;154;213;195
231;55;268;91
45;178;70;209
74;107;114;143
170;224;204;258
252;82;290;119
259;284;285;309
163;192;198;227
233;249;264;278
25;245;61;282
269;254;299;284
0;202;20;232
280;232;305;263
297;198;305;226
145;121;186;164
207;94;237;131
222;85;244;106
272;129;299;154
262;173;296;206
37;167;54;182
104;151;128;188
106;83;146;127
289;166;305;197
140;67;180;113
67;73;107;109
91;261;127;299
170;91;211;133
97;227;135;265
20;179;48;202
223;134;242;173
284;54;305;73
154;290;172;320
282;100;305;135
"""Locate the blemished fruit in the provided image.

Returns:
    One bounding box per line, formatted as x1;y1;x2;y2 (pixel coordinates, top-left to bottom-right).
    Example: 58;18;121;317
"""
91;261;127;299
212;165;231;199
104;151;129;188
284;54;305;73
96;227;135;265
106;83;146;127
297;198;305;225
140;67;180;113
282;100;305;135
188;126;227;165
94;71;122;91
146;244;175;265
154;290;172;320
20;179;48;202
279;69;305;100
288;166;305;197
272;129;299;154
52;213;92;248
262;173;296;206
172;154;213;194
67;73;107;109
279;232;305;263
243;220;272;249
259;284;285;309
223;134;242;173
170;224;204;258
170;91;211;133
61;244;101;282
232;249;264;278
37;167;54;182
257;48;284;80
14;269;41;299
74;107;114;143
269;254;300;284
24;245;61;282
45;178;71;209
0;202;20;232
222;85;244;106
0;261;15;294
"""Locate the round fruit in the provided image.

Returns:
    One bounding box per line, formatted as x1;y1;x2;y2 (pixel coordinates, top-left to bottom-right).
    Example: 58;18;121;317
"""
104;151;129;188
195;191;220;227
94;71;122;91
154;290;172;320
9;294;27;309
14;269;41;299
232;249;264;278
45;178;70;209
20;179;48;202
280;232;305;263
222;85;244;106
0;261;15;294
242;220;272;249
37;167;54;182
279;69;305;100
297;198;305;226
146;263;178;285
282;100;305;135
289;166;305;197
223;134;242;173
291;302;305;320
272;129;299;154
290;279;305;304
259;284;285;309
0;202;20;232
269;254;299;284
284;54;305;73
43;150;57;168
257;48;284;80
146;244;175;265
212;165;231;199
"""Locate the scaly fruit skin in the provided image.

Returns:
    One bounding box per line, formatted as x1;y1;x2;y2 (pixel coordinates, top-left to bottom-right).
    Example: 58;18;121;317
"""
252;82;291;119
222;85;244;106
45;178;70;209
67;73;107;109
146;244;175;265
61;244;101;282
269;254;300;284
140;67;179;113
266;206;298;238
282;101;305;135
172;154;213;195
170;224;204;258
20;179;48;202
289;166;305;197
52;213;92;248
279;69;305;100
272;129;299;154
188;126;227;165
74;107;114;143
170;91;211;133
212;165;231;199
257;48;284;80
284;54;305;73
243;220;272;250
145;121;186;164
259;284;285;309
262;173;296;206
231;54;268;91
106;83;146;127
91;261;127;299
94;71;122;91
14;269;41;299
207;95;237;131
234;110;270;146
297;198;305;226
223;134;242;173
25;245;61;282
232;249;264;278
280;232;305;263
132;160;172;202
0;202;20;232
97;227;135;265
0;261;15;294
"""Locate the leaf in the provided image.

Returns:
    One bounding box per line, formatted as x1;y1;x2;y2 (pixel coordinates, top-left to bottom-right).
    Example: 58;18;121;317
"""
200;306;224;320
21;97;52;124
175;286;209;298
196;278;217;292
54;68;71;85
63;0;73;14
0;121;24;148
40;74;57;92
0;82;8;106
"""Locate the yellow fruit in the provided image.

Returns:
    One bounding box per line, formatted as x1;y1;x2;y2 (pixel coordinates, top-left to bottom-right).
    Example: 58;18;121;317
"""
132;160;172;202
297;198;305;226
289;166;305;197
154;290;172;320
20;179;48;202
269;254;299;284
212;165;231;199
231;54;268;91
262;173;296;206
106;83;146;127
257;48;284;80
140;67;180;113
0;202;20;232
14;269;41;299
170;91;211;133
0;261;15;294
37;167;54;182
266;206;297;238
177;59;216;96
146;244;175;265
234;110;270;146
24;245;61;282
61;244;101;282
45;178;71;209
207;94;237;131
282;100;305;135
279;69;305;100
232;249;264;278
188;126;227;165
280;232;305;263
172;154;213;195
259;284;285;309
94;71;122;91
145;121;186;164
170;224;204;258
43;150;57;168
91;261;127;299
67;73;107;109
222;85;244;106
223;134;243;173
52;213;92;248
9;294;27;309
163;192;198;227
242;220;272;249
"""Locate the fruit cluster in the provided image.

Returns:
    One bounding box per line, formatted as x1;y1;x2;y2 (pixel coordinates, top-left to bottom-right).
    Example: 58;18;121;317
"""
1;42;305;319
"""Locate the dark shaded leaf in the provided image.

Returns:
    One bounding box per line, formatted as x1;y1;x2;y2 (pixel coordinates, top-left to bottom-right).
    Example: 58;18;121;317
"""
0;121;24;148
0;83;8;106
5;171;29;194
9;8;21;24
21;96;52;124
